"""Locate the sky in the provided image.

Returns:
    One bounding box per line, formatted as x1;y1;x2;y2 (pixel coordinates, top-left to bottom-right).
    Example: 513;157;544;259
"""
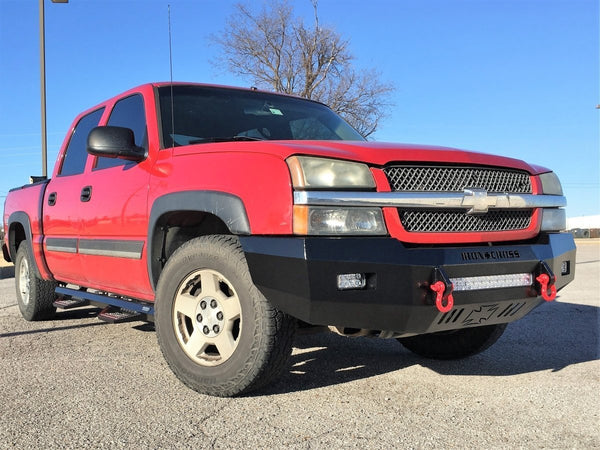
0;0;598;218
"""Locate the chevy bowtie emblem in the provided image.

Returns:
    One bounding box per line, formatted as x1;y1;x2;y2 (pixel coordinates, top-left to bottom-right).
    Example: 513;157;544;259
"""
462;188;492;214
462;304;500;325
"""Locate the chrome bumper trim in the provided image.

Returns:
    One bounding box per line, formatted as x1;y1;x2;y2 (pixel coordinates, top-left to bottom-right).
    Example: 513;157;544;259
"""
294;190;566;213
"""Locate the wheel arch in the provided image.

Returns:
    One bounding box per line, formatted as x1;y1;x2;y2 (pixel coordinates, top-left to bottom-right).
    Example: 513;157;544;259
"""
7;212;41;278
147;191;251;290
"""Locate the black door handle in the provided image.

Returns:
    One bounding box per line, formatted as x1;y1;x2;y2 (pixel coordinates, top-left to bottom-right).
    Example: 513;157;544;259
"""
80;186;92;202
48;192;57;206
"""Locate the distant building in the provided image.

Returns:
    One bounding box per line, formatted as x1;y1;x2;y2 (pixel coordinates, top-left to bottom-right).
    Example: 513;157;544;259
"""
567;215;600;238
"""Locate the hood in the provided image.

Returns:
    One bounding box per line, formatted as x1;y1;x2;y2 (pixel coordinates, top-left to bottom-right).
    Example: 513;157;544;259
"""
173;140;550;175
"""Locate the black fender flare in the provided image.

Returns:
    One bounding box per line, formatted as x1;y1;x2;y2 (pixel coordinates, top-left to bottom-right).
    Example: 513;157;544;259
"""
7;212;44;279
147;191;251;290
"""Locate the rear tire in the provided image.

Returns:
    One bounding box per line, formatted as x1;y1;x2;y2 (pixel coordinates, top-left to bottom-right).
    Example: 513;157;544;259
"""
155;235;296;397
398;324;507;360
15;242;58;321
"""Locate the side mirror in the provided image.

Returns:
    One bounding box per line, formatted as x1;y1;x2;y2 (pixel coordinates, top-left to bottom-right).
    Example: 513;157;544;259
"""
87;126;147;162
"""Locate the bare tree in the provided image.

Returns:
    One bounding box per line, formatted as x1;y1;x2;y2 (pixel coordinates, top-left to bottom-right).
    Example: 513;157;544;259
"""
213;0;394;137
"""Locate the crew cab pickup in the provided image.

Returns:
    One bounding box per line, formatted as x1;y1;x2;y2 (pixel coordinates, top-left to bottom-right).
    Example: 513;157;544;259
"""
2;83;575;396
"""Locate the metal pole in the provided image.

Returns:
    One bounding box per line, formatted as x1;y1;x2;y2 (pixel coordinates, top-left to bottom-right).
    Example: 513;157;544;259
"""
39;0;48;178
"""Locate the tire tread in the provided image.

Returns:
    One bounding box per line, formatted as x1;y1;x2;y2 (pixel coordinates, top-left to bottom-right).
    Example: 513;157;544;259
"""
15;242;57;321
155;235;295;397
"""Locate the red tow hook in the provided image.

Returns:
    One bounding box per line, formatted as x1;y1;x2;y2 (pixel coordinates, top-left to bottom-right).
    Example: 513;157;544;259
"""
536;273;557;302
430;281;454;313
535;261;557;302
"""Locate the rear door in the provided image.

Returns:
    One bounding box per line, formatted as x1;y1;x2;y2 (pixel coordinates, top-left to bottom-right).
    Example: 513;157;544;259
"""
43;108;104;283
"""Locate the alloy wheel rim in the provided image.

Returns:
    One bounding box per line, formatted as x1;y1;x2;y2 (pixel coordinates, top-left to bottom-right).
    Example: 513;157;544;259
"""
19;258;30;306
172;269;242;366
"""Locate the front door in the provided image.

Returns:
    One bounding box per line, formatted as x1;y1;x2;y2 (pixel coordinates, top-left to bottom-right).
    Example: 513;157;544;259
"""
77;93;155;299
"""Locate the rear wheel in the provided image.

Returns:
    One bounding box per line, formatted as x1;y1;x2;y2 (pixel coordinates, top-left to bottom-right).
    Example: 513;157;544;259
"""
155;235;296;397
398;324;507;360
15;242;58;321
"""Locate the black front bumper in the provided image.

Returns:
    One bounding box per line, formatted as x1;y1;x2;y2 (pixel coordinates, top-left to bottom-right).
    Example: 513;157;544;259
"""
241;233;576;335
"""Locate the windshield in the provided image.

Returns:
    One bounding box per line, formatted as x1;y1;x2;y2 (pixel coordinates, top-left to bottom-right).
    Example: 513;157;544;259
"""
157;85;364;147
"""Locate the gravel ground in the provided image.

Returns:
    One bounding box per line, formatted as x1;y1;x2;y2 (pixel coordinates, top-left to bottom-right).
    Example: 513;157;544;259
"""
0;241;598;448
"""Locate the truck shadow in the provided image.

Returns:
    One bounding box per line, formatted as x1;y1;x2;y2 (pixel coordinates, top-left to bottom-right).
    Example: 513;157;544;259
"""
0;265;15;279
54;307;103;320
0;307;105;339
265;301;599;395
0;321;107;338
2;305;154;339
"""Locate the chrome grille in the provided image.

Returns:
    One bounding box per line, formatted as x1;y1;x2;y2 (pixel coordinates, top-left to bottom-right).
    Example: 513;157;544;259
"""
400;209;532;233
384;165;534;233
383;166;532;193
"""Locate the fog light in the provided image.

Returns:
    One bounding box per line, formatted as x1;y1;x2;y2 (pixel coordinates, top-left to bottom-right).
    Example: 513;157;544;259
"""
561;261;570;276
337;273;366;290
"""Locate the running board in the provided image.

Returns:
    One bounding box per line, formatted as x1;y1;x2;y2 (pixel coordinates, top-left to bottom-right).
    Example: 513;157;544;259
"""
98;306;143;324
53;297;90;309
55;287;154;319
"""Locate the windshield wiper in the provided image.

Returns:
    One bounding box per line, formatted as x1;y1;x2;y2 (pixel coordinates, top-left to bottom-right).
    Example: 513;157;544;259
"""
190;136;264;144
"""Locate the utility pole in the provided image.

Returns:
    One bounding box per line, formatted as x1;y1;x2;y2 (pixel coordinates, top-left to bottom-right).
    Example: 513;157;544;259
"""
39;0;68;178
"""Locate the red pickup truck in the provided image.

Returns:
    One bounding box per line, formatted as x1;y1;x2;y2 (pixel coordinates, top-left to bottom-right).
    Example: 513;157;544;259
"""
2;83;575;396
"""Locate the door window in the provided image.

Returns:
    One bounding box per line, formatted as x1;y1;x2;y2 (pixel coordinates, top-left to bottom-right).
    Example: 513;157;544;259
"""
95;94;148;170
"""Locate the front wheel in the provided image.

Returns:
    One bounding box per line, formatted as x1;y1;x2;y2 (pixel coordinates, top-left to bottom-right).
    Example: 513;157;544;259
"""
155;235;296;397
14;242;58;321
398;324;507;360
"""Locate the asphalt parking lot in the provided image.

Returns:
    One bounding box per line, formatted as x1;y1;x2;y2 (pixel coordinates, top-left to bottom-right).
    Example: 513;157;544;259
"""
0;241;598;448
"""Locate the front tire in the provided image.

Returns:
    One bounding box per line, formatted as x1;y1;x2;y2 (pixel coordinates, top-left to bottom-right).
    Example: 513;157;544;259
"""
155;235;296;397
15;241;58;321
398;324;507;360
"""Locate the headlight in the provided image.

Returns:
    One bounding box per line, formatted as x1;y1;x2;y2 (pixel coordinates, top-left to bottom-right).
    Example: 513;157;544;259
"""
539;172;563;195
293;206;387;235
287;156;376;189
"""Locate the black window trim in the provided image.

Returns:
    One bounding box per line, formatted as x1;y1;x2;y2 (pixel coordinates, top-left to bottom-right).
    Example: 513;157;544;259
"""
154;85;168;151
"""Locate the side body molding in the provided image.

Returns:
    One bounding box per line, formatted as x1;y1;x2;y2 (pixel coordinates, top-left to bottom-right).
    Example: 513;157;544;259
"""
147;191;251;290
